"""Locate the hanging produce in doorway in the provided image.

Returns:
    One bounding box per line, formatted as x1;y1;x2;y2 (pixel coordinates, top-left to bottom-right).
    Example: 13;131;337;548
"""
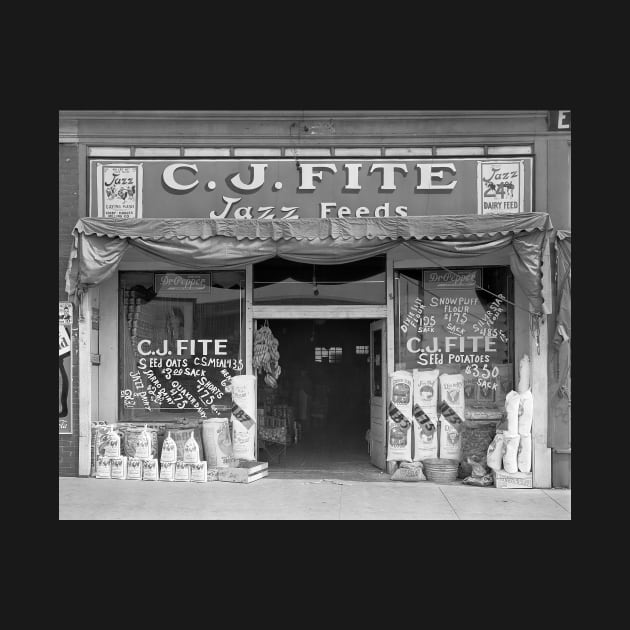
253;320;281;388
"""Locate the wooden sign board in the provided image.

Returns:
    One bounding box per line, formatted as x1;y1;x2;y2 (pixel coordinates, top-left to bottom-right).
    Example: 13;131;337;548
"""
494;469;533;489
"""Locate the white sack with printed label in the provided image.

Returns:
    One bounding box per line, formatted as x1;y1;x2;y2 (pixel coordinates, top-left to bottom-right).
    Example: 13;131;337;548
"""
160;461;175;481
387;371;413;462
142;458;158;481
231;375;257;461
439;419;463;461
95;456;111;478
127;457;143;480
160;432;177;463
190;461;207;483
104;426;121;458
110;456;127;479
183;430;200;464
175;461;190;481
134;425;152;459
412;369;439;461
439;373;466;421
202;418;233;468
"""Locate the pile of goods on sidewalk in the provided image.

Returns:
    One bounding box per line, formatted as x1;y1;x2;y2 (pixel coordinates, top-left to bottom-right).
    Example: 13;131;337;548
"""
92;376;268;484
485;355;534;488
387;356;534;488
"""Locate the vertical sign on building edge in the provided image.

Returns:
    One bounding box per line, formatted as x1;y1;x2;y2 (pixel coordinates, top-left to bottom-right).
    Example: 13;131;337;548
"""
477;160;525;215
548;110;571;131
59;302;73;433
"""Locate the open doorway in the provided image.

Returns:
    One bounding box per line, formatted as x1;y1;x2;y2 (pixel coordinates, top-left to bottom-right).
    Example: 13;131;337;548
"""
255;319;372;473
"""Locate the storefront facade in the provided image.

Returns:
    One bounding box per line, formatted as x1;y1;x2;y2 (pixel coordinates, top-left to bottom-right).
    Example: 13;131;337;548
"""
59;110;571;487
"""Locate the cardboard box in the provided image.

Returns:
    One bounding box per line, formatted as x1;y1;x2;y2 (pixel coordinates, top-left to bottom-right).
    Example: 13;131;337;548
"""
174;461;191;482
207;467;219;482
142;458;159;481
110;456;128;479
160;461;176;481
190;461;207;483
127;457;143;480
218;460;269;484
494;469;533;489
95;456;111;478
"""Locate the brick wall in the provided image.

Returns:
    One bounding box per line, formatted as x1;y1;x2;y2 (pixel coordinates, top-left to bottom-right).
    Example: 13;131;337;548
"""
59;144;81;476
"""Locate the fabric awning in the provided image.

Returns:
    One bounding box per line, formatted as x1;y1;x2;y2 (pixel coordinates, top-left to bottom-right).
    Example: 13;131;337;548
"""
65;212;553;313
553;229;571;346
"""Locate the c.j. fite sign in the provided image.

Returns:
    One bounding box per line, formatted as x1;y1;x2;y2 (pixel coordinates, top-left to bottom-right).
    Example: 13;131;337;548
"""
90;158;533;219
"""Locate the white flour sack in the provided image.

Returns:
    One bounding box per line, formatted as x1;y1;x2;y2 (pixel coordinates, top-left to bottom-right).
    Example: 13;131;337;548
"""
190;461;207;483
160;432;177;463
175;461;190;482
231;375;257;461
517;434;532;473
104;426;121;458
134;425;152;459
142;458;158;481
439;373;465;423
412;369;439;461
518;390;533;436
437;373;465;461
503;434;520;473
505;391;520;436
202;418;233;468
486;433;506;471
439;418;463;461
127;457;143;480
387;371;413;462
183;431;200;464
160;461;175;481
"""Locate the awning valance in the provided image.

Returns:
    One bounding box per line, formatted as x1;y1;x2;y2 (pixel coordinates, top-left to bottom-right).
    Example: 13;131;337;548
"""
65;213;553;313
553;229;571;346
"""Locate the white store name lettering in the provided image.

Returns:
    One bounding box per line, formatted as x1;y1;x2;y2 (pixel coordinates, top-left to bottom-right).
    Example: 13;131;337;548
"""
161;162;457;219
137;339;228;356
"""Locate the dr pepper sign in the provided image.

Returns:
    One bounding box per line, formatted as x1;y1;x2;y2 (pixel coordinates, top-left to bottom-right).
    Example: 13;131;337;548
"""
90;158;533;220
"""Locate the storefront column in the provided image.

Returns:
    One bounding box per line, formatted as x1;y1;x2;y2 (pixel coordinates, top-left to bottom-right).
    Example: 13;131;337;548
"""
386;252;395;373
246;264;253;376
531;315;551;488
78;287;99;476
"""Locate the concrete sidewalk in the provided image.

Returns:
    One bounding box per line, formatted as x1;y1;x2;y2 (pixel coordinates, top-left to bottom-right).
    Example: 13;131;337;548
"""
59;476;571;520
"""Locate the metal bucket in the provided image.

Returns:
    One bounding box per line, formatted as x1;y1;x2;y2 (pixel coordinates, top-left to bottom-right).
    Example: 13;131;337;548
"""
423;458;460;483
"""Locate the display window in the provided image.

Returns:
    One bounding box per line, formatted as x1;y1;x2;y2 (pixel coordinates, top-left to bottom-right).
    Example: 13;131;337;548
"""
118;270;245;421
395;266;514;417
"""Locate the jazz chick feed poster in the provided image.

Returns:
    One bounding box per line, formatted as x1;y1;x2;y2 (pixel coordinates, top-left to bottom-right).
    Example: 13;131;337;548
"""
95;163;143;218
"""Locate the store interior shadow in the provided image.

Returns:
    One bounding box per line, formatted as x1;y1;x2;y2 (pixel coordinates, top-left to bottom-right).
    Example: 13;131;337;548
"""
264;423;387;482
257;318;388;482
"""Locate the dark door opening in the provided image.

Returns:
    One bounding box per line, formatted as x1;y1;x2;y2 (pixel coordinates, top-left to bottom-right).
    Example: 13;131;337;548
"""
256;319;371;472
